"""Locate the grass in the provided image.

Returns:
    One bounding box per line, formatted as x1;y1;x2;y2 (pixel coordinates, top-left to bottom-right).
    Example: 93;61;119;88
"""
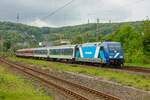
0;64;53;100
8;56;150;91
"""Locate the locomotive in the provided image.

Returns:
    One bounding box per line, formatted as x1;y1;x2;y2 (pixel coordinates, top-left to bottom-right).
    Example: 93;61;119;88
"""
16;42;124;66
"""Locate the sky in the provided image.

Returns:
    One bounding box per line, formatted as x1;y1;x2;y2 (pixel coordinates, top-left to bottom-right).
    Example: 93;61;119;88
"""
0;0;149;27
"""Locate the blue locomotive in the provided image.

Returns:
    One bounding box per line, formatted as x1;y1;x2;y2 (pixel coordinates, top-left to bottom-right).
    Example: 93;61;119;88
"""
16;42;124;66
75;42;124;66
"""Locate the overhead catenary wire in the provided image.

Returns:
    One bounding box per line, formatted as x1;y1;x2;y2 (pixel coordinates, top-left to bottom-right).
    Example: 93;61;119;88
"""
42;0;75;20
13;0;147;25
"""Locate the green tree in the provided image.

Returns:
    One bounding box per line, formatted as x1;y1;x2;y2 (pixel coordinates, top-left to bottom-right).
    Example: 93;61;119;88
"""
105;24;143;63
143;19;150;57
3;40;11;51
71;35;83;44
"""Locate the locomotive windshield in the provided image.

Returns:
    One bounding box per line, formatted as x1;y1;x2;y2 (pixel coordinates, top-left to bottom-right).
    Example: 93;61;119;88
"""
107;43;123;59
107;43;122;53
108;44;122;53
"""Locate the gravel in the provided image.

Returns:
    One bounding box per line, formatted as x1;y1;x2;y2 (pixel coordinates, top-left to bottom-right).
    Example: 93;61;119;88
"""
45;69;150;100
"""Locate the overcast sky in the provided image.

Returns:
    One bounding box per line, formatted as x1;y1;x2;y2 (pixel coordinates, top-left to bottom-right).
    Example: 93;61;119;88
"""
0;0;149;27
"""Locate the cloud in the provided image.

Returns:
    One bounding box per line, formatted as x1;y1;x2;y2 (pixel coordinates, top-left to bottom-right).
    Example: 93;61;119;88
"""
0;0;149;27
28;18;56;27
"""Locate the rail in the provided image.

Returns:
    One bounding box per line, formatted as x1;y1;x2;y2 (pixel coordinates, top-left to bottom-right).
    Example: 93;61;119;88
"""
0;57;121;100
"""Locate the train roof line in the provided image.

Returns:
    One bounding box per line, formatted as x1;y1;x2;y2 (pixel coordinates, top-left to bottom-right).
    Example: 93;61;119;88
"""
16;41;121;51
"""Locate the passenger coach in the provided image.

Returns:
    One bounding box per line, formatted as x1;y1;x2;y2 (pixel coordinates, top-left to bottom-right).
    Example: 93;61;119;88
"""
48;45;76;61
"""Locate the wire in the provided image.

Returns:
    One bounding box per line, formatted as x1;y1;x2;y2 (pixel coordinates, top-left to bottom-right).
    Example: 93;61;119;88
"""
42;0;75;20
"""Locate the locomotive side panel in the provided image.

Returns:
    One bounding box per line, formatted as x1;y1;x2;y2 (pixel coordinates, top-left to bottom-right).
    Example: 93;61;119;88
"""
75;43;104;63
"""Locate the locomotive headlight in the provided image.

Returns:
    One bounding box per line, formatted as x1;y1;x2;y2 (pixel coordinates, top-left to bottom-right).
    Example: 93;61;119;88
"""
109;56;113;58
120;56;123;58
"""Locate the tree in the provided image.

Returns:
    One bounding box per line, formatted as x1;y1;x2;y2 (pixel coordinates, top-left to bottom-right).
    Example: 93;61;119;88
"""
3;40;11;51
143;19;150;57
71;35;83;44
105;24;144;63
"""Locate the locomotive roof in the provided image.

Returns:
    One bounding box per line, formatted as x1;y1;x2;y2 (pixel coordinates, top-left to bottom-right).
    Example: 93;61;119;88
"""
102;41;121;45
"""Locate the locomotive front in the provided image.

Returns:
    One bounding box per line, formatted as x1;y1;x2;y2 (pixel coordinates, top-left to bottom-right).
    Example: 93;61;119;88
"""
106;42;124;66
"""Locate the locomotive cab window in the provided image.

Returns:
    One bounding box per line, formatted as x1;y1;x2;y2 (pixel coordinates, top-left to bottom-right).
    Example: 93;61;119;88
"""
108;44;122;52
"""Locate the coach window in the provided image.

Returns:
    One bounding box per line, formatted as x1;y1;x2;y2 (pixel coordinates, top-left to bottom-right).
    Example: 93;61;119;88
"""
43;50;47;54
64;49;73;55
50;49;57;55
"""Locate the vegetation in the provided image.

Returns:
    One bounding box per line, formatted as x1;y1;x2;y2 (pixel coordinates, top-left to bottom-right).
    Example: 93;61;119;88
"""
8;56;150;91
0;64;52;100
143;19;150;62
0;21;142;48
104;24;144;63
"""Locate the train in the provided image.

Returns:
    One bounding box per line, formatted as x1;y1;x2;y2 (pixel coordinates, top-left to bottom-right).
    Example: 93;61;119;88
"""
15;42;124;67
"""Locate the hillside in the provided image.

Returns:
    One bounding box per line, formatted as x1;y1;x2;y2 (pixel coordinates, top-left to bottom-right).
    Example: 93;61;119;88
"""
0;21;143;47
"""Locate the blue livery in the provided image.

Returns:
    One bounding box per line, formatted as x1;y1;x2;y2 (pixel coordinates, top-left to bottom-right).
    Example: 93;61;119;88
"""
75;42;124;66
99;48;106;63
81;46;96;58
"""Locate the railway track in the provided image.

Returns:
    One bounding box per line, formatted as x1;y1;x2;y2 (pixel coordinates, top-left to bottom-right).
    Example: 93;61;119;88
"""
46;59;150;74
122;66;150;74
64;63;150;74
66;62;150;74
0;57;121;100
7;55;150;74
